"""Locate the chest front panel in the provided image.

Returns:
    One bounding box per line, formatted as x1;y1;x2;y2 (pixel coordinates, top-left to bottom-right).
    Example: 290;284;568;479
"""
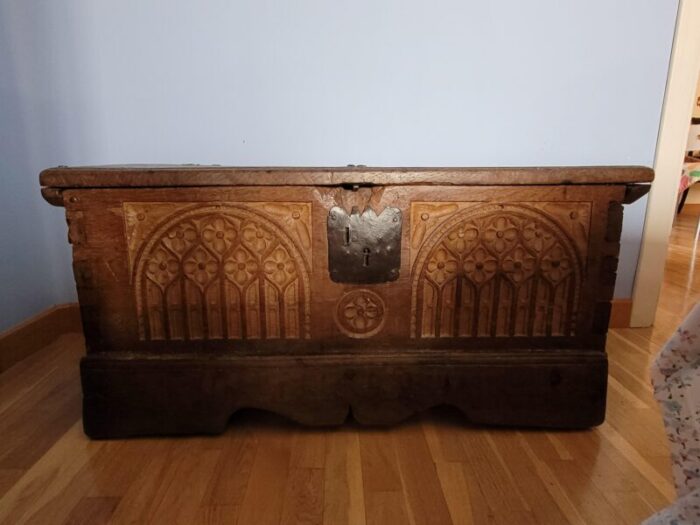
64;184;621;354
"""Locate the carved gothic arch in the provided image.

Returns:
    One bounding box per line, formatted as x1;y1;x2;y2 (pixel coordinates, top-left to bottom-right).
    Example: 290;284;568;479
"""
410;203;584;338
132;204;311;341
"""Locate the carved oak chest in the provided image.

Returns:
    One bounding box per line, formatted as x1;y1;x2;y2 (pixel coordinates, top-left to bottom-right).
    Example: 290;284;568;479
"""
40;165;652;438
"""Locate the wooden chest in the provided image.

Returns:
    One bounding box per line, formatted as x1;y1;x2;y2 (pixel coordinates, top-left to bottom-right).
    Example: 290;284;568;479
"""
40;165;652;438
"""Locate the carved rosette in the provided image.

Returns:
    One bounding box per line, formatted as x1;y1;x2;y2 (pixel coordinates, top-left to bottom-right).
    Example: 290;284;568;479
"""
335;289;387;338
132;204;312;341
411;203;586;338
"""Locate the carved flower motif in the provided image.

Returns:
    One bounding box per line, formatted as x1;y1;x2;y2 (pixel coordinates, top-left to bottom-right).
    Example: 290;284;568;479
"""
146;248;179;287
502;245;536;283
224;248;259;286
164;222;198;256
263;247;296;286
483;216;518;254
522;221;552;253
183;248;219;287
541;244;572;283
202;217;237;256
426;247;458;285
242;224;274;253
463;246;498;284
342;293;382;332
445;223;479;254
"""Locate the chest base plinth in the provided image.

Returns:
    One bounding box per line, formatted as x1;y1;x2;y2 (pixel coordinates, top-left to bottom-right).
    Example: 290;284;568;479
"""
81;349;606;438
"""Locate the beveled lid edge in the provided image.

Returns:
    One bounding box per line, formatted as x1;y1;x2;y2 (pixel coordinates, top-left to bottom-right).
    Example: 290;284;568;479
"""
40;165;655;188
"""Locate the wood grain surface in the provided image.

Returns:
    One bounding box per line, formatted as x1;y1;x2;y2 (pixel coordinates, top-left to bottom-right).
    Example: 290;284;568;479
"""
40;165;654;190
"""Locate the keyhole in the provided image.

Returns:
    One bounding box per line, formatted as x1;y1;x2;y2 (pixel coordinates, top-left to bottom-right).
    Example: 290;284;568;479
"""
344;226;351;246
362;247;371;267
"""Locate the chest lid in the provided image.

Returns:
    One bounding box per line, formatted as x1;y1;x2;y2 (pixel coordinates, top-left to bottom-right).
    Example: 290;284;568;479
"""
40;165;653;189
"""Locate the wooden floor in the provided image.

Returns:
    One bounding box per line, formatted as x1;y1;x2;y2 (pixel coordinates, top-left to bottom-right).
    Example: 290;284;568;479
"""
2;213;699;525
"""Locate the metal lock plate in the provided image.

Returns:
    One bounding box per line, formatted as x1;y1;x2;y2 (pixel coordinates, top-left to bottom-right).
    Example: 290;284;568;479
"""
327;206;402;283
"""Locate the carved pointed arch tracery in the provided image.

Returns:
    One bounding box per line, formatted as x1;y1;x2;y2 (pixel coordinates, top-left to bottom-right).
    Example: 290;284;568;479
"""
132;204;311;341
410;203;586;339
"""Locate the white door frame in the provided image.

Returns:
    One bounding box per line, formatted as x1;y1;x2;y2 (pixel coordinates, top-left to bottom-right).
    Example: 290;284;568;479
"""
631;0;700;327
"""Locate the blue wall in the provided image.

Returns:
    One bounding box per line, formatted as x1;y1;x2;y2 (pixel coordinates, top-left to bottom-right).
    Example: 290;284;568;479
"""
0;0;678;331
